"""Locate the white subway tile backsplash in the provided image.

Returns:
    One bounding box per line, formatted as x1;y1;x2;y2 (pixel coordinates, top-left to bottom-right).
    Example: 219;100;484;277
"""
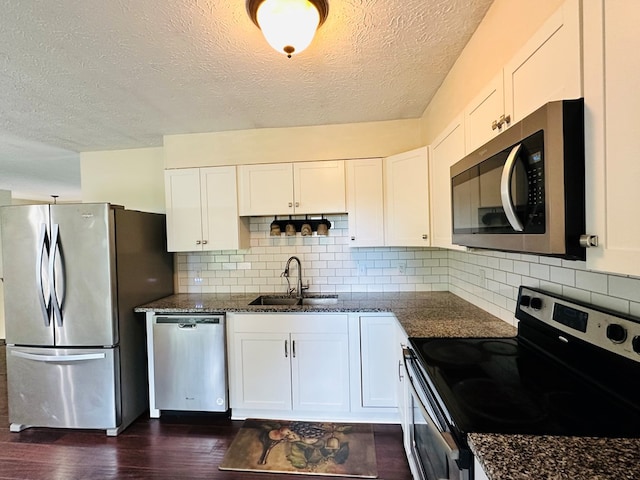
175;215;640;323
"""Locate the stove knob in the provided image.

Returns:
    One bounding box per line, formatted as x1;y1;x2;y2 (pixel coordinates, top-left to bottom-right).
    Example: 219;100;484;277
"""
520;295;531;307
606;324;627;344
530;297;543;310
632;336;640;354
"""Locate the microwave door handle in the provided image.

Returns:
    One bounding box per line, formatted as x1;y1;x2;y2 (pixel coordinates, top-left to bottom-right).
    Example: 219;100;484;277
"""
500;143;525;232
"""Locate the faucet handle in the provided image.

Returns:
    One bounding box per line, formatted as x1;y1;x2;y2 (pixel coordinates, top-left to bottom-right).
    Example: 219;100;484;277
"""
301;283;309;291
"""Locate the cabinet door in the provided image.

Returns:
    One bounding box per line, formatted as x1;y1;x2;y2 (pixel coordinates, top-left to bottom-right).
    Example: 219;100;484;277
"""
430;115;466;251
384;147;430;246
200;166;249;250
294;160;346;214
360;316;397;408
346;159;385;247
237;163;294;216
164;168;203;252
290;333;350;412
232;332;292;410
583;0;640;277
504;0;581;123
464;72;506;153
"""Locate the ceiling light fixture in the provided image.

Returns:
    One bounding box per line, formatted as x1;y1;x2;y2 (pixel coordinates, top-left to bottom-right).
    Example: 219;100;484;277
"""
247;0;329;58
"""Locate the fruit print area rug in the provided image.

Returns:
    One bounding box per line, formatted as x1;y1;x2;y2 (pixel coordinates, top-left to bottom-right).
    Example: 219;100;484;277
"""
219;419;378;478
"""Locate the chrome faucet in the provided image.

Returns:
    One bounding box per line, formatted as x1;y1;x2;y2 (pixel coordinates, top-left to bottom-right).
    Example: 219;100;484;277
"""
282;256;308;298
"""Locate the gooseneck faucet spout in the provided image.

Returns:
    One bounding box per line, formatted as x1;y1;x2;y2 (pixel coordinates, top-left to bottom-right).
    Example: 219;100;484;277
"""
282;256;308;298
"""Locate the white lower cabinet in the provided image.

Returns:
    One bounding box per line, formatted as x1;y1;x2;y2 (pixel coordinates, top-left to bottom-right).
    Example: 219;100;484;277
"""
228;313;350;418
359;316;398;408
474;457;490;480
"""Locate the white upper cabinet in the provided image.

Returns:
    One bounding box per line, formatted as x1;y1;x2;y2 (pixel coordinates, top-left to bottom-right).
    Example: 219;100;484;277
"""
504;0;582;123
463;0;581;155
237;161;346;216
384;147;430;247
582;0;640;277
237;163;294;216
294;161;346;214
430;114;466;251
164;166;249;252
464;72;506;153
346;158;385;247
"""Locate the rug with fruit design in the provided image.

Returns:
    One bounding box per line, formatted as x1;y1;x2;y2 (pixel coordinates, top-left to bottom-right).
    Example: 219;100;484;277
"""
219;419;378;478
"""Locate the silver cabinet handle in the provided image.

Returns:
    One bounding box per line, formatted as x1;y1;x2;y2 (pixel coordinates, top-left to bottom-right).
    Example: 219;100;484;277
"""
284;340;288;358
295;202;299;208
500;143;524;232
422;234;428;240
292;340;296;358
288;202;293;208
196;240;201;245
351;236;356;241
202;240;208;245
398;359;404;381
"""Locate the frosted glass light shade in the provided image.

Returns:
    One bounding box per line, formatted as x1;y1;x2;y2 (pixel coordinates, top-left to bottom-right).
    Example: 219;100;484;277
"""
249;0;327;57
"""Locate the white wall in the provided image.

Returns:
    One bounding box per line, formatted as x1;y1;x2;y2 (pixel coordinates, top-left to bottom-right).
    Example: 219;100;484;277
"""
80;147;166;213
164;119;423;169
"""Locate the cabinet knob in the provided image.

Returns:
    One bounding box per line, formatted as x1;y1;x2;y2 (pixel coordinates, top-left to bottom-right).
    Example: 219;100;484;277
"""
295;202;299;208
202;240;208;245
579;234;598;248
288;202;293;208
351;236;356;241
195;240;202;245
422;234;428;240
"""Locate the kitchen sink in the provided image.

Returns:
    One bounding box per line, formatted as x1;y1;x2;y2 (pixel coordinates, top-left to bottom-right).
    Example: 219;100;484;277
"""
248;295;339;306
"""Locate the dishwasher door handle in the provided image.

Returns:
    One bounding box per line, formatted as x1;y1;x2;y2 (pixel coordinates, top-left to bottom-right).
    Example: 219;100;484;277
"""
178;323;197;329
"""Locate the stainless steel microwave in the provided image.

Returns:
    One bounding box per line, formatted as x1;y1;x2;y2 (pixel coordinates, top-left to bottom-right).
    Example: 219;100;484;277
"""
450;99;585;259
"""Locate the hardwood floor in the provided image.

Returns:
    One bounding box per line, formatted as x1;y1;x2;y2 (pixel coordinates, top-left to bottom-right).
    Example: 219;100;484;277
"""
0;344;413;480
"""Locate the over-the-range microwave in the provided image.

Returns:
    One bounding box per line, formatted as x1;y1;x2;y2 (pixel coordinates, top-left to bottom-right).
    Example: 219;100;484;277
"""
450;99;585;259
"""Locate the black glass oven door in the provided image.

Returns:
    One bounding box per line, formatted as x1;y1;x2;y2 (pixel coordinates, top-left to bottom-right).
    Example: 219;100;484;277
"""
404;350;469;480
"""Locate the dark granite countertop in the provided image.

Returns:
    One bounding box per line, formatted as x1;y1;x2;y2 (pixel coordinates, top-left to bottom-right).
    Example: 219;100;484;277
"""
468;433;640;480
134;291;517;338
135;292;640;480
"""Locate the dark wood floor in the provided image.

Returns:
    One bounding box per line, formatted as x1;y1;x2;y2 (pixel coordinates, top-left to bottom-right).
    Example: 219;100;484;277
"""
0;344;412;479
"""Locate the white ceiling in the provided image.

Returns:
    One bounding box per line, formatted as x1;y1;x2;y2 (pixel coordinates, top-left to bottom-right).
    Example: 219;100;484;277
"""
0;0;493;201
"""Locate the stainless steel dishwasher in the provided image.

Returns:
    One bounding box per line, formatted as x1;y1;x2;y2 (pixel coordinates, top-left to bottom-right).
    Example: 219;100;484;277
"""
152;314;227;412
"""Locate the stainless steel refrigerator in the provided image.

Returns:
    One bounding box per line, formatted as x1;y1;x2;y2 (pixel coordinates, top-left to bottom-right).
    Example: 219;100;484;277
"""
0;203;174;436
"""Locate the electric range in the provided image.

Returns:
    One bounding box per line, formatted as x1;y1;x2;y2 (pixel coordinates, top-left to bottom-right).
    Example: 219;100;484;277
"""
402;286;640;480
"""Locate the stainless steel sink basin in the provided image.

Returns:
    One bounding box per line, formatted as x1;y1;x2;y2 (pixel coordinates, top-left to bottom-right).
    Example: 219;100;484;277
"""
248;296;301;306
248;295;339;306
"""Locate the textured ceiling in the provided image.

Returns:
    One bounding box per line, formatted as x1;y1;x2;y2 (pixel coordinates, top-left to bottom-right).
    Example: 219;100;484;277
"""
0;0;493;200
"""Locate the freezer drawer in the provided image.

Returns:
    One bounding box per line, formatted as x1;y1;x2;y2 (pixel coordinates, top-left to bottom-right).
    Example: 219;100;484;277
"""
7;346;120;430
152;315;227;412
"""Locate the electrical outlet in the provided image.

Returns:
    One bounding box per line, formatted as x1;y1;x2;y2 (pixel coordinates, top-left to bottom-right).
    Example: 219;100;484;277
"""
398;261;406;274
478;268;486;288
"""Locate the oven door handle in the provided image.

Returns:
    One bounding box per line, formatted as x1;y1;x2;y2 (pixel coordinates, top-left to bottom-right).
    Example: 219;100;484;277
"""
402;348;461;461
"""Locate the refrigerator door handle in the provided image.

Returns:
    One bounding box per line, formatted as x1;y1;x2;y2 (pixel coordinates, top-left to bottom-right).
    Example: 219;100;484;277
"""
49;223;64;327
36;223;51;327
10;350;106;363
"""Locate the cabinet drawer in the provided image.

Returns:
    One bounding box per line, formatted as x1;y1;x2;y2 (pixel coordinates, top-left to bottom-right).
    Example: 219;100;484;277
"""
231;313;348;334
